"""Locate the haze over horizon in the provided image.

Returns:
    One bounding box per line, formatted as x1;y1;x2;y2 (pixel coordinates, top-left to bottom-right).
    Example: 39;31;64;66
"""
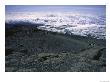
6;5;106;14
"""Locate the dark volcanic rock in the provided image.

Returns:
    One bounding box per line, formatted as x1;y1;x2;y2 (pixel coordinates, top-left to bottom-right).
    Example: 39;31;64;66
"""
5;23;106;72
93;48;106;60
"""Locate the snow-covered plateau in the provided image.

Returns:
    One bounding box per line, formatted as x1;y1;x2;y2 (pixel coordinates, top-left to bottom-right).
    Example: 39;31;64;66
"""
5;12;106;39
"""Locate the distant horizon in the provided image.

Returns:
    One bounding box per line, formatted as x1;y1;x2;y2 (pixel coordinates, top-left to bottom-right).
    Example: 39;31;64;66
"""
5;5;106;15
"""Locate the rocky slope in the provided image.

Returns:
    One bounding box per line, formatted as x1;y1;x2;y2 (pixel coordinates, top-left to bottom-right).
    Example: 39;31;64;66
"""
5;23;106;72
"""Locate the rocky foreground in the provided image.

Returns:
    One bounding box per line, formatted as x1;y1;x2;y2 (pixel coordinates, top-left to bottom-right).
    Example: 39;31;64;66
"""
5;23;106;72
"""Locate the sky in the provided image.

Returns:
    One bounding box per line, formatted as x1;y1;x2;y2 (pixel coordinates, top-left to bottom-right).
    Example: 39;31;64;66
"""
5;5;106;14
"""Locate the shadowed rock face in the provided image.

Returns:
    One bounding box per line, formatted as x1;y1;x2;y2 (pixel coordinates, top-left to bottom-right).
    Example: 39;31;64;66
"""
5;23;106;72
5;48;14;56
93;48;106;60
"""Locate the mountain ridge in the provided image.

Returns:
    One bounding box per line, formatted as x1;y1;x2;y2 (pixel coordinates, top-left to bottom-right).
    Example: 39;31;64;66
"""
5;23;106;72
